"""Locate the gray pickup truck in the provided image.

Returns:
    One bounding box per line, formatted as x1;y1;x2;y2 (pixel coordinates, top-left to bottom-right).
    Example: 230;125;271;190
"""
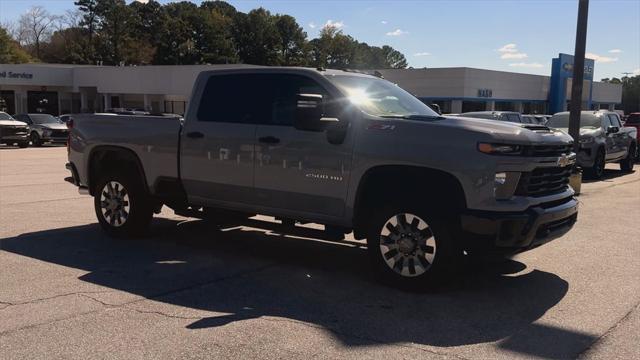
546;111;637;179
65;67;579;288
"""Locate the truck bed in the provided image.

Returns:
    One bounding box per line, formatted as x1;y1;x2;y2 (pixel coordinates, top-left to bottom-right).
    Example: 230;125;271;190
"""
69;114;183;193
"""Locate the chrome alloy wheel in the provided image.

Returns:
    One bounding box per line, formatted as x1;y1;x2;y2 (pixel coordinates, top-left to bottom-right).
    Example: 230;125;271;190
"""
99;181;130;227
379;213;436;277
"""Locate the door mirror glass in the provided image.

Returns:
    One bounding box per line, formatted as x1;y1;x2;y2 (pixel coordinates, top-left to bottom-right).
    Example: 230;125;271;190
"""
606;125;619;134
294;94;326;131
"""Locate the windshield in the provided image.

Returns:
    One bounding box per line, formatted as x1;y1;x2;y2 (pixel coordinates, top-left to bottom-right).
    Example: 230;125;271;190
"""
0;112;14;120
547;113;602;129
328;75;439;118
30;114;61;124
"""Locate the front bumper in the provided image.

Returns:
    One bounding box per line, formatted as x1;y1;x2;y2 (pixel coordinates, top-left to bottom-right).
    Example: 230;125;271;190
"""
1;134;29;142
460;197;578;254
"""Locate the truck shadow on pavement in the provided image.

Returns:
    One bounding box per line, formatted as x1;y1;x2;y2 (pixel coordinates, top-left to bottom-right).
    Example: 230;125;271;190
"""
1;218;596;359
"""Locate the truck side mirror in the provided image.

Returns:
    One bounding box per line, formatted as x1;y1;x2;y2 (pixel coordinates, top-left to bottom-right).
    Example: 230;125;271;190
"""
606;126;619;134
294;94;327;132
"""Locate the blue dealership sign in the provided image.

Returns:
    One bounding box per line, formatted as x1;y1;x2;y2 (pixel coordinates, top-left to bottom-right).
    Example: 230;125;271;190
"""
549;53;595;114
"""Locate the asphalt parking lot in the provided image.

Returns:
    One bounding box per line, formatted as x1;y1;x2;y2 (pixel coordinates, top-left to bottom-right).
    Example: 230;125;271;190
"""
1;146;638;359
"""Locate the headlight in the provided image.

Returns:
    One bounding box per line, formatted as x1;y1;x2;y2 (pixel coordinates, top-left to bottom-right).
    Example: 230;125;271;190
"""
579;137;594;145
478;142;523;155
42;129;52;136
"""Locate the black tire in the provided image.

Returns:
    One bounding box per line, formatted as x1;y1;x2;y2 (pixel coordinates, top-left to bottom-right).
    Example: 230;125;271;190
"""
17;141;29;148
94;171;153;237
620;144;636;172
366;203;461;290
30;132;42;147
586;149;605;179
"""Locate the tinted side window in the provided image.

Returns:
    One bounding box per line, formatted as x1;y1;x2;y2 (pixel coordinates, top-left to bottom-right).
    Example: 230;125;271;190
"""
197;74;274;124
197;73;327;126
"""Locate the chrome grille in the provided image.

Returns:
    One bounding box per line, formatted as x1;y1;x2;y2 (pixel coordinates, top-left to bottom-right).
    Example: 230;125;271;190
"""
515;166;571;197
525;144;573;157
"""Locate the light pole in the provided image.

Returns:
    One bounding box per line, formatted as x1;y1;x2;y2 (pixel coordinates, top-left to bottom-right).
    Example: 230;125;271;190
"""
568;0;589;155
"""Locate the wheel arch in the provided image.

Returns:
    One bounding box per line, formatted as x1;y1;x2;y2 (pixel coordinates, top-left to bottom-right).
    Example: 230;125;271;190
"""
87;145;149;196
351;165;467;239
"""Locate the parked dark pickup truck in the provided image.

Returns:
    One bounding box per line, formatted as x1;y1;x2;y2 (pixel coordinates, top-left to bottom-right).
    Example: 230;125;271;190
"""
546;111;637;178
65;67;579;288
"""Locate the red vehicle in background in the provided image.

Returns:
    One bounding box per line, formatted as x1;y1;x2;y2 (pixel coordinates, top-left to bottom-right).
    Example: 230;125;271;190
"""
624;113;640;161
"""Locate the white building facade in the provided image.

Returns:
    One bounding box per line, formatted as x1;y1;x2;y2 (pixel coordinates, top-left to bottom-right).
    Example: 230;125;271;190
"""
0;63;622;116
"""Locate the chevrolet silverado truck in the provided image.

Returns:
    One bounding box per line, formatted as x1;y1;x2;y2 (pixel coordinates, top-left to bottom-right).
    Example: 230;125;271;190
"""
65;67;579;288
547;111;637;179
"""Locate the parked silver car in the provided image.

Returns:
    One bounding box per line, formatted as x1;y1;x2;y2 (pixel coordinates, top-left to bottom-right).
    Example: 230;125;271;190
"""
0;112;30;148
13;113;69;146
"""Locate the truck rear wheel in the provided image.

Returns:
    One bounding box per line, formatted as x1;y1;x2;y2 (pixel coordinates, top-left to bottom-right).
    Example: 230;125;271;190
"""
94;172;153;237
366;204;461;290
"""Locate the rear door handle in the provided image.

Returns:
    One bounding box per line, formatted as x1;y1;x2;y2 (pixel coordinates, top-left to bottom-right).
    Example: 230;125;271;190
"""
258;136;280;144
186;131;204;139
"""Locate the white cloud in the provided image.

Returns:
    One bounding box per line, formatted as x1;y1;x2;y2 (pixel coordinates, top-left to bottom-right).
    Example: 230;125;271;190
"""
135;0;149;3
381;20;388;24
497;43;529;60
633;68;640;76
509;62;544;68
585;52;618;63
501;52;528;59
323;20;344;30
386;29;408;36
608;49;623;53
308;22;316;29
498;43;518;53
414;52;431;57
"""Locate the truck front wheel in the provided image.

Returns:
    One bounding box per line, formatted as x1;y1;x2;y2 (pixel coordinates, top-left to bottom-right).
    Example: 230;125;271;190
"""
94;172;153;237
586;149;605;179
366;205;461;289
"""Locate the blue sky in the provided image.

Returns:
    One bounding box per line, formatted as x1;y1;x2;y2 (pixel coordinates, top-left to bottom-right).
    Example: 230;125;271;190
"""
1;0;638;80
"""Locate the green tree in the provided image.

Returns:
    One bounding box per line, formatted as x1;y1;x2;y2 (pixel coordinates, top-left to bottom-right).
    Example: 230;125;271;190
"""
94;0;134;65
154;1;201;64
381;45;408;69
74;0;99;62
274;15;307;65
0;26;32;63
197;2;238;64
40;27;87;63
233;8;282;65
620;75;640;113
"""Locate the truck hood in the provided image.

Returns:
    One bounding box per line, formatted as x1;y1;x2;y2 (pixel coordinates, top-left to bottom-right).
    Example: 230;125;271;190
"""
36;123;68;130
441;116;573;145
0;120;28;127
552;127;601;138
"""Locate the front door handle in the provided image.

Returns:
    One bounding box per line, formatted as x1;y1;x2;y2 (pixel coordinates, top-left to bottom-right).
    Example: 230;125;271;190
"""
186;131;204;139
258;136;280;144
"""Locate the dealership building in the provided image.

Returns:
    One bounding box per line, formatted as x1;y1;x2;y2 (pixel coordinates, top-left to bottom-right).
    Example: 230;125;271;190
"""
0;54;622;116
